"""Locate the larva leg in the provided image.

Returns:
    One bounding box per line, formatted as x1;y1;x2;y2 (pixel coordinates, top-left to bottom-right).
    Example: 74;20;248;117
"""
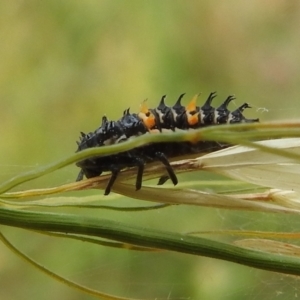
134;157;145;191
76;169;84;181
157;175;169;185
105;167;120;195
155;152;178;186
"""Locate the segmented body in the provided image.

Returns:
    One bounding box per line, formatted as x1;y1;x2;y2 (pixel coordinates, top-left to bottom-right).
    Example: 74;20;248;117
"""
76;92;259;195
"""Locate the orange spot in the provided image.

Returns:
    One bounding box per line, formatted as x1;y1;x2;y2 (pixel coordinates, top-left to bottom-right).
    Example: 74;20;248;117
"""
138;101;156;129
140;100;149;114
187;113;199;126
186;94;199;126
186;94;198;112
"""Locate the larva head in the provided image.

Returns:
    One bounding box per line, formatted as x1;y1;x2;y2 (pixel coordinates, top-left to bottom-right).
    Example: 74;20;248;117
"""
76;131;98;151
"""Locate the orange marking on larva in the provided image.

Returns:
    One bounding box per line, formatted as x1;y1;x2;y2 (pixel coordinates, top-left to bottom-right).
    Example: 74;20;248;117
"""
186;94;198;112
186;94;200;125
139;100;149;114
138;101;156;129
187;113;199;126
138;112;156;130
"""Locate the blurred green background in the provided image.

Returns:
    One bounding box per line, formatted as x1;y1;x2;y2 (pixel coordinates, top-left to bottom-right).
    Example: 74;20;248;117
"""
1;1;300;299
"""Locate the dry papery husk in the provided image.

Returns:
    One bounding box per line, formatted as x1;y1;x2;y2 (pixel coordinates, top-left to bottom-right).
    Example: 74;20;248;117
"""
111;138;300;214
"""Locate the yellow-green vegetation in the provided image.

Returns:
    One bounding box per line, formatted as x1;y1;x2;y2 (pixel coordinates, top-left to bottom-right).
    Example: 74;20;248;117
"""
1;1;300;300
